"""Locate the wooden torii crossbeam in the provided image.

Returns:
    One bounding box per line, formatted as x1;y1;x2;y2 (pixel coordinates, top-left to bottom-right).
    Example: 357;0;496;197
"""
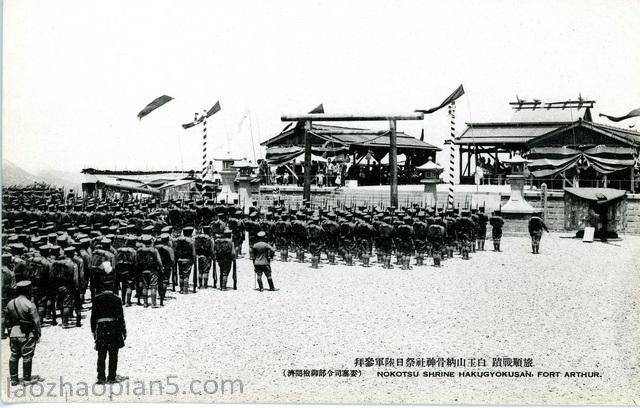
281;112;424;207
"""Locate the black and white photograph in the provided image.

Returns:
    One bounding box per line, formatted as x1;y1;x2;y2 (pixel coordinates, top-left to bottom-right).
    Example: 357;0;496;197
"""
1;0;639;405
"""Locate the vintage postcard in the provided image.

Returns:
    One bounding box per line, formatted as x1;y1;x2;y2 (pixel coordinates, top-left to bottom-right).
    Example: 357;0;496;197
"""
1;0;639;405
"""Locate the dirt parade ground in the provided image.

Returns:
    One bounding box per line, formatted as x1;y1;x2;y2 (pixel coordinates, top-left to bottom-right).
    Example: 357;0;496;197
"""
1;233;639;404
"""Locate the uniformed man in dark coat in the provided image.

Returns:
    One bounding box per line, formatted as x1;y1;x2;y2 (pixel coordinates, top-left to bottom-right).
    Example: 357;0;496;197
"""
173;227;197;294
214;229;236;290
194;226;215;288
528;216;549;254
251;231;277;291
51;247;79;327
489;214;504;252
6;280;42;386
155;233;175;305
2;253;17;339
91;287;127;384
137;235;164;307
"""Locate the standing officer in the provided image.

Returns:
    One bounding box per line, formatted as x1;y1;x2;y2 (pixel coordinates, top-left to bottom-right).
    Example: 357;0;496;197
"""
115;236;137;307
25;245;51;324
321;213;339;264
51;247;78;327
477;210;489;251
251;231;277;291
306;217;324;268
6;281;42;386
155;233;175;306
91;286;127;384
489;214;504;252
2;253;16;339
528;216;549;254
136;235;164;308
194;226;215;289
427;222;446;267
174;227;197;294
89;238;117;295
214;229;236;290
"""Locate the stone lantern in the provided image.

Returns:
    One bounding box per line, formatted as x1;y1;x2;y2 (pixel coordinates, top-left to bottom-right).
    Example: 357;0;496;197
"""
417;157;443;207
213;155;244;203
501;152;535;214
232;159;259;212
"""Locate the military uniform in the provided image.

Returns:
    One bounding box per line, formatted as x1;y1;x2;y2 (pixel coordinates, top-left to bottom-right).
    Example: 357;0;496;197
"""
528;216;549;254
155;234;175;305
489;215;504;251
24;247;51;324
136;236;164;307
2;254;16;339
252;232;276;291
214;230;236;290
51;248;79;327
174;227;197;294
194;227;215;288
91;289;126;384
5;281;42;386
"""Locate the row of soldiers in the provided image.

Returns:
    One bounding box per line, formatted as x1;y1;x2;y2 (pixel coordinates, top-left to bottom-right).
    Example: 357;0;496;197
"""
1;221;242;336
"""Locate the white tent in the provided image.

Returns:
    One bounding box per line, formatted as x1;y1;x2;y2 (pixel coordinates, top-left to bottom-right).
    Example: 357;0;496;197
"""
379;153;407;165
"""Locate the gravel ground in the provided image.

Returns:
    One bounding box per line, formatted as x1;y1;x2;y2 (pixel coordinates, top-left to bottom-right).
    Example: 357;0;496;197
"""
2;233;639;404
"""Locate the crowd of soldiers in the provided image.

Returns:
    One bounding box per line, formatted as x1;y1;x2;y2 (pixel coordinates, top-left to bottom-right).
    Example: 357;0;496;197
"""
1;186;554;384
1;189;553;329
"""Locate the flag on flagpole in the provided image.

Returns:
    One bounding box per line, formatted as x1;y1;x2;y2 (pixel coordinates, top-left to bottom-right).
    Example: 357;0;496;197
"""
182;101;222;129
598;107;640;122
415;85;465;114
206;101;221;117
137;95;173;119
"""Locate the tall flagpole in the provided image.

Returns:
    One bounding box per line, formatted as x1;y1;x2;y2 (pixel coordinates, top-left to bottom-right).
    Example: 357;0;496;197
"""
446;101;456;210
202;110;208;181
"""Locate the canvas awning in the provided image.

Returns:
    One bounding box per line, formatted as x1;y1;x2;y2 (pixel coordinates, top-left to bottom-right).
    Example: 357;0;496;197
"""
564;187;626;205
264;146;346;166
526;146;636;178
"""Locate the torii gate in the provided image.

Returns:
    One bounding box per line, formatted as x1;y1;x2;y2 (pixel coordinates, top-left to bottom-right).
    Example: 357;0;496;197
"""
280;112;424;207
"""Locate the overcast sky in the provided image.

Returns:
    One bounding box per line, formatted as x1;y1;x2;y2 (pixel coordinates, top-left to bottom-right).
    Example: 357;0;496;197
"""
3;0;639;174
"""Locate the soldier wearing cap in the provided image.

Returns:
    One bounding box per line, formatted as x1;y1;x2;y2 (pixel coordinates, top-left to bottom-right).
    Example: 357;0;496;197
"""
50;246;79;327
395;217;415;270
306;217;324;268
477;207;489;251
528;216;549;254
77;237;92;303
10;243;28;283
90;285;126;384
5;280;42;386
25;245;52;324
194;226;215;289
252;231;277;291
69;245;85;327
2;253;17;339
427;222;446;267
137;235;164;307
227;211;245;257
244;212;261;255
489;214;505;252
174;226;197;294
115;236;138;306
89;238;117;296
155;233;175;305
214;229;236;290
321;213;339;264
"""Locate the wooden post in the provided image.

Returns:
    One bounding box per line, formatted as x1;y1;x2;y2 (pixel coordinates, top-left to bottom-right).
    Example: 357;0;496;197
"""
631;166;635;193
389;119;398;208
303;120;312;203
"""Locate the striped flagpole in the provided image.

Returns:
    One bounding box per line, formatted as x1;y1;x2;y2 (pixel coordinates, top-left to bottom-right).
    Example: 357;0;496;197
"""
446;101;456;209
202;111;208;181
